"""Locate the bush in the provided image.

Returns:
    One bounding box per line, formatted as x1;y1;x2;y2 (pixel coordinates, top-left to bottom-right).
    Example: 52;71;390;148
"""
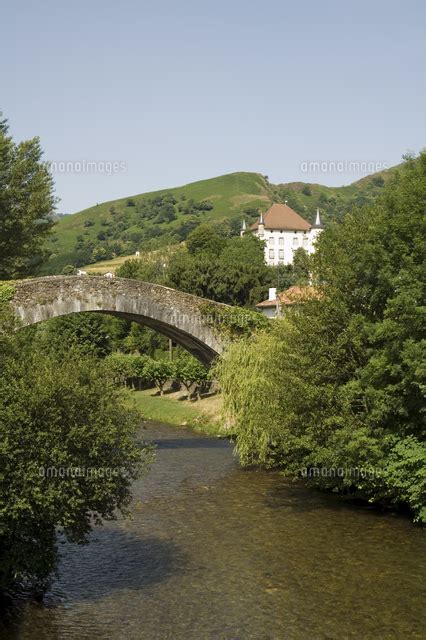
0;341;152;589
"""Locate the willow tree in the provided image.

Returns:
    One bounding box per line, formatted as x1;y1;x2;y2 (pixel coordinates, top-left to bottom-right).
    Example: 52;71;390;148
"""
217;152;426;522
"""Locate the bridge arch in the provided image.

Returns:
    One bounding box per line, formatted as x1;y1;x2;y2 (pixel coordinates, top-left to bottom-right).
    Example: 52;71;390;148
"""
11;276;226;366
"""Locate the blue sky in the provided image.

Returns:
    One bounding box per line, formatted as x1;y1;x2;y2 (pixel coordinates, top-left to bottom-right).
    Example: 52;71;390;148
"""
2;0;425;213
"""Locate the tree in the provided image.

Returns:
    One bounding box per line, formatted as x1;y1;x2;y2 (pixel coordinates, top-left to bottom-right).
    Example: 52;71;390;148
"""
122;323;168;356
174;354;208;399
167;234;270;307
210;234;270;306
34;313;112;358
144;358;174;395
292;247;311;285
0;115;56;278
0;318;152;589
217;152;426;521
61;264;76;275
186;224;225;256
92;246;109;262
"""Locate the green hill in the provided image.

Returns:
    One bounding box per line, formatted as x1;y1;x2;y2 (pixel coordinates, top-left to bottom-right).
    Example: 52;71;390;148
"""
42;166;399;275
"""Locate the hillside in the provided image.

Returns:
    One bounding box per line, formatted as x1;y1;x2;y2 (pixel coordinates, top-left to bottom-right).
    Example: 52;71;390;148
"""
42;166;399;275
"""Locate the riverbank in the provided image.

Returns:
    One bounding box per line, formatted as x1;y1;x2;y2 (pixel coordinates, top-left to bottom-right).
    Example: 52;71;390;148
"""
125;388;226;436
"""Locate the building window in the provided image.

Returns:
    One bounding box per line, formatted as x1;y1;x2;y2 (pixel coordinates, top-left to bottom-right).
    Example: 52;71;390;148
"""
292;236;299;247
269;249;274;260
279;249;284;259
303;237;309;247
279;237;284;246
268;237;274;246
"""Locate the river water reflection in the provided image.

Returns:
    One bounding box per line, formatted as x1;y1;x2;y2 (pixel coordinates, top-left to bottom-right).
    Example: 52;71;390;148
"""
1;422;425;639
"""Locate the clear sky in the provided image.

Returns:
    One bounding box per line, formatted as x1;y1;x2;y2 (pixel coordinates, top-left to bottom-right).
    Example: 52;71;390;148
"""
2;0;425;213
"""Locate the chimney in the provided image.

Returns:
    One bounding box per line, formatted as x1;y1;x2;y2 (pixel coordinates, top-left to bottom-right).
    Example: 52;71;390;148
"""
258;211;265;237
268;287;277;301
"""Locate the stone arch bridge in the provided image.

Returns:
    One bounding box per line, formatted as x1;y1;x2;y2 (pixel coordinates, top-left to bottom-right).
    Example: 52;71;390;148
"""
11;276;228;366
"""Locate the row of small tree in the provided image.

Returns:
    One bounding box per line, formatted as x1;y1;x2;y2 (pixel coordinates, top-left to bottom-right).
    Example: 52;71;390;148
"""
105;352;209;399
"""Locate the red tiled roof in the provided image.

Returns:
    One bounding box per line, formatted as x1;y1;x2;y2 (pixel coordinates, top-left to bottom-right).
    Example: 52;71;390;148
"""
250;203;311;232
256;286;319;308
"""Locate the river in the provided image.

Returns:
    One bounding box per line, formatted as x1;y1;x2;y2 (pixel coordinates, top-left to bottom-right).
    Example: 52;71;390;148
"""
1;421;425;639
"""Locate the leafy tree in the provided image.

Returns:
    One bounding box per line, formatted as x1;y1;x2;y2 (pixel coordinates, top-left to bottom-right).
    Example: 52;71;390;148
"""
268;263;295;292
217;152;426;521
61;264;76;275
174;354;208;399
0;114;56;278
117;256;168;284
104;352;149;386
193;199;214;211
167;233;269;307
292;247;311;285
0;317;151;589
34;313;112;358
174;216;200;241
92;246;110;262
209;234;270;306
143;358;174;395
122;323;168;356
186;224;225;256
154;203;176;224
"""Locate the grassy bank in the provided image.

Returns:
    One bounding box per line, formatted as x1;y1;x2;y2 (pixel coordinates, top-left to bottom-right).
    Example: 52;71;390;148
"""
125;388;226;436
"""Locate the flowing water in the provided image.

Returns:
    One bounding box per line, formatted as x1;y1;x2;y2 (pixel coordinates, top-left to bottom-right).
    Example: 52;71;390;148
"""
1;422;425;639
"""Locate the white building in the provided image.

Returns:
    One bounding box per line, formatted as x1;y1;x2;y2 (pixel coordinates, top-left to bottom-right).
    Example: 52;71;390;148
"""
243;202;324;266
256;286;320;318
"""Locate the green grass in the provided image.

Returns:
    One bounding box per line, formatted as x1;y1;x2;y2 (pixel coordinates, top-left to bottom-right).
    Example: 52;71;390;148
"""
43;165;401;274
81;254;139;274
47;171;270;258
125;388;225;436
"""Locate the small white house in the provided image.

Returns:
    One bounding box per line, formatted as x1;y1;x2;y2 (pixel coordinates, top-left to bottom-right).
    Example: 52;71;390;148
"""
77;269;87;276
135;251;140;257
256;286;320;318
243;202;324;266
104;271;115;279
256;288;281;319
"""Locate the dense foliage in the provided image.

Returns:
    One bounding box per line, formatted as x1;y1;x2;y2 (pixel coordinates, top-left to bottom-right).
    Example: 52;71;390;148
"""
105;352;208;399
117;224;301;308
0;315;152;589
42;167;395;276
217;153;426;521
0;116;55;279
0;117;152;590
